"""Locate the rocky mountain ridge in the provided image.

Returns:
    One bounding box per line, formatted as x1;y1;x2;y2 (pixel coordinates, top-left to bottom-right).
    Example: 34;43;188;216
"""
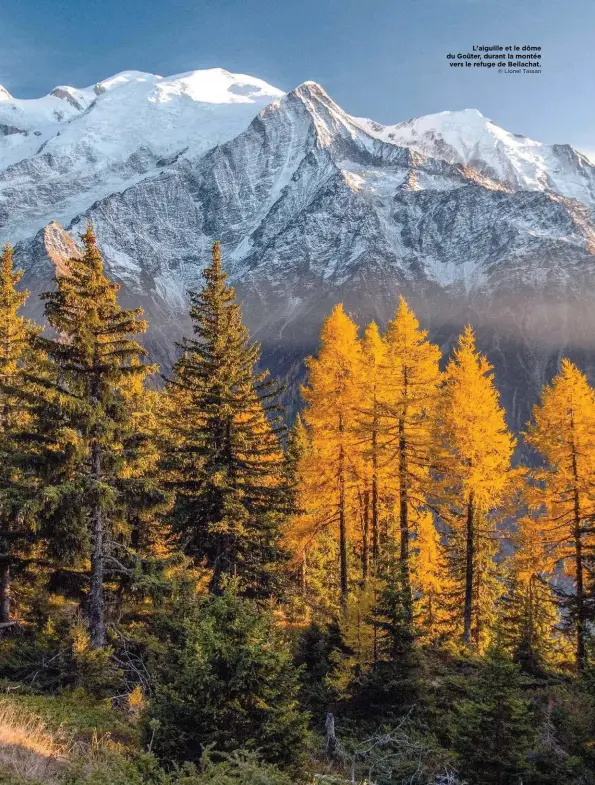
3;68;595;430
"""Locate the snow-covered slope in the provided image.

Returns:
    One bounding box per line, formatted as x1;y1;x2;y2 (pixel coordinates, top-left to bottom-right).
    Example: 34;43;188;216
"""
355;109;595;205
0;68;283;242
5;69;595;431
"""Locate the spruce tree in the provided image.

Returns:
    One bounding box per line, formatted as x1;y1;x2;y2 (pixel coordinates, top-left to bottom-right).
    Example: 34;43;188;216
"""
0;243;41;623
30;223;155;648
162;241;289;597
285;413;308;517
454;647;534;785
352;539;420;719
145;589;309;767
499;516;561;673
284;414;310;596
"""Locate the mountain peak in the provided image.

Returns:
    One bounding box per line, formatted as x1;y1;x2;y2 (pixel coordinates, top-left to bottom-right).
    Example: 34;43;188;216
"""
92;70;157;93
153;68;284;104
0;85;13;102
355;106;595;199
0;67;286;241
299;80;325;90
285;80;375;150
431;107;487;121
290;81;332;101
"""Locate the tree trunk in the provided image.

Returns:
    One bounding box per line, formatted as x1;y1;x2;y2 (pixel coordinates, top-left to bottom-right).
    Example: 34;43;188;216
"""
575;534;585;671
371;426;379;567
89;440;106;649
398;416;413;623
0;559;10;624
210;552;224;595
338;413;348;609
339;451;348;609
325;712;339;760
88;359;106;649
301;548;307;597
573;486;586;671
473;561;481;650
463;494;475;645
570;418;586;671
361;489;369;585
527;577;535;653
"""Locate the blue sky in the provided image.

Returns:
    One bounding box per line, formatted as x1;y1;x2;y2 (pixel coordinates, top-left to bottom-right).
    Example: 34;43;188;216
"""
1;0;594;155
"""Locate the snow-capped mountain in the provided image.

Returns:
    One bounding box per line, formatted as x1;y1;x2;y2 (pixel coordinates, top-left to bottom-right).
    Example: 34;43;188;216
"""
4;68;595;430
0;68;282;242
355;108;595;205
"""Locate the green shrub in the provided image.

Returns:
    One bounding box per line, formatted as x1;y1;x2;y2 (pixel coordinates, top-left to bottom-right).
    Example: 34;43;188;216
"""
453;647;534;785
63;748;293;785
143;589;309;768
0;614;124;698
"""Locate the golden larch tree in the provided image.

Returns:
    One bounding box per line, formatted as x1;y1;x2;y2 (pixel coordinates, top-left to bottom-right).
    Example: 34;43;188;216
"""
524;359;595;670
301;304;363;608
357;322;388;583
381;297;442;622
413;509;452;642
435;326;515;648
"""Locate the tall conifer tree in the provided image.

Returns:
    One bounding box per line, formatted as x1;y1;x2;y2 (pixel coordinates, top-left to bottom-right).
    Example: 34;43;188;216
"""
499;516;561;672
301;304;363;609
413;510;452;642
525;359;595;670
284;414;311;595
359;323;387;582
162;241;288;597
435;327;514;648
0;243;41;623
454;646;534;785
31;224;154;648
382;298;441;623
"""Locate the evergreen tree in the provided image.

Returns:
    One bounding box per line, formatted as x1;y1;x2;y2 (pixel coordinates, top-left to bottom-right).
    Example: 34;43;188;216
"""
285;413;308;519
525;359;595;671
434;327;514;649
499;516;562;673
454;647;534;785
145;588;309;768
162;241;289;598
29;224;156;648
301;304;363;609
373;541;416;662
0;243;41;623
331;583;378;696
353;537;420;720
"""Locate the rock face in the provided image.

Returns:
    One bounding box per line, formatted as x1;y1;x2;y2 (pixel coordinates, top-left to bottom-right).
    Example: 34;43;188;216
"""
4;68;595;433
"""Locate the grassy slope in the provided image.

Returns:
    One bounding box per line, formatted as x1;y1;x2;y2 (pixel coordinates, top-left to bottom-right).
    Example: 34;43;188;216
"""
0;689;140;784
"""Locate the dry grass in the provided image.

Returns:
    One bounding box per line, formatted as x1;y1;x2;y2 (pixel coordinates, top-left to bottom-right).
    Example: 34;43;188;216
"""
0;701;69;783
